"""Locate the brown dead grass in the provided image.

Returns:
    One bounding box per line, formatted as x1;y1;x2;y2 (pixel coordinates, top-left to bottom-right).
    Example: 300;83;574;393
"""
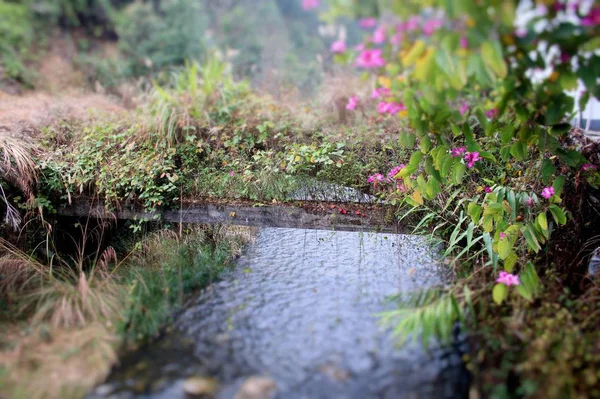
0;91;126;140
0;322;119;399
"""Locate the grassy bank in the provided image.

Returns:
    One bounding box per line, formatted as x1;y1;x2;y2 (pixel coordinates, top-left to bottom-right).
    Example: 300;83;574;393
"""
0;224;254;399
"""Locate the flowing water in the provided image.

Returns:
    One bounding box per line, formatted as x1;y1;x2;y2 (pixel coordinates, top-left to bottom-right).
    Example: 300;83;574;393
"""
90;228;470;399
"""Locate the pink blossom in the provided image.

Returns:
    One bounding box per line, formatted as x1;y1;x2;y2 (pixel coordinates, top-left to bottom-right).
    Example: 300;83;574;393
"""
302;0;319;11
396;183;406;192
371;87;391;99
496;271;520;286
390;33;403;46
388;164;405;179
526;197;535;207
359;18;378;29
367;173;384;183
485;108;499;119
451;147;466;158
464;151;480;168
346;96;359;110
422;19;443;36
559;51;571;64
541;186;555;199
515;27;528;38
581;7;600;26
499;232;507;241
484;186;492;193
378;101;405;114
354;43;365;52
404;16;420;32
552;2;566;12
460;36;468;49
356;49;386;68
330;40;346;53
372;27;386;44
459;102;469;116
582;163;597;171
229;171;235;177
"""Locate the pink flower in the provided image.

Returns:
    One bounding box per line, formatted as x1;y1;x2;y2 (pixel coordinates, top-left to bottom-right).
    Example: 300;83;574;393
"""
526;197;535;207
371;87;390;99
388;164;405;179
460;36;468;49
541;186;555;199
390;32;403;46
346;96;359;110
464;151;480;168
582;163;597;171
378;101;405;115
302;0;319;11
581;7;600;26
372;27;386;44
354;43;365;52
451;147;466;157
367;173;384;183
229;171;235;177
484;186;492;193
459;102;469;116
422;19;443;36
356;49;386;69
404;16;420;32
359;18;378;29
552;2;566;12
496;271;520;286
515;27;528;38
330;40;346;53
559;51;571;64
485;108;499;119
499;232;507;241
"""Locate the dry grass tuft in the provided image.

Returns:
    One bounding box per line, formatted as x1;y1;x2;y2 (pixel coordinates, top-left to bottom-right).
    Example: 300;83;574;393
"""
0;131;38;229
0;322;118;399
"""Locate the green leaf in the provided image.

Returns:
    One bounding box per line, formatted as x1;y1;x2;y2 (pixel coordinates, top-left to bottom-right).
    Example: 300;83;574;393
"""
504;252;518;273
522;223;541;252
498;236;513;260
536;212;548;231
451;162;466;185
549;204;567;225
467;202;482;224
400;151;424;177
500;125;514;144
510;142;527;160
420;135;432;153
399;131;416;148
481;41;507;78
492;283;508;305
553;175;566;197
541;159;557;184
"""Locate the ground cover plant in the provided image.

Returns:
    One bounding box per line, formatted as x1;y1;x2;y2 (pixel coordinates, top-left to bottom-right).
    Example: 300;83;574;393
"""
305;0;600;396
0;223;253;398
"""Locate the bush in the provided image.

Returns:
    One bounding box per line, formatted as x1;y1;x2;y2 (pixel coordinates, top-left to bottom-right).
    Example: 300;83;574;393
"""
0;1;36;84
115;0;210;77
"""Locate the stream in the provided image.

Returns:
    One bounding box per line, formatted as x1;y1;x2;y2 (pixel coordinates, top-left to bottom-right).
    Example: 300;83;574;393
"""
89;228;470;399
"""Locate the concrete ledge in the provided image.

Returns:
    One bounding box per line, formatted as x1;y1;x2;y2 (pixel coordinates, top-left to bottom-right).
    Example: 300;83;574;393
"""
56;201;400;233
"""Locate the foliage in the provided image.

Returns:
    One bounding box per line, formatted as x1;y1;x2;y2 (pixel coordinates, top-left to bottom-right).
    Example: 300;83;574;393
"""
315;1;600;395
322;0;599;301
148;58;251;146
114;0;210;77
118;226;245;341
41;124;179;210
0;1;36;84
